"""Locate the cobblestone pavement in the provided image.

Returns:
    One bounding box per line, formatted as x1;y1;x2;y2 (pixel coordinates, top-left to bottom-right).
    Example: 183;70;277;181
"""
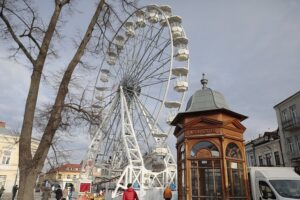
1;192;56;200
0;192;81;200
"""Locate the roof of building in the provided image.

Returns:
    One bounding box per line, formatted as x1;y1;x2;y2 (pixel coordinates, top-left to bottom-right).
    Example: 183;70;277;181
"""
273;90;300;108
171;74;247;125
185;74;229;112
0;127;14;135
0;122;40;142
245;129;279;147
47;163;81;174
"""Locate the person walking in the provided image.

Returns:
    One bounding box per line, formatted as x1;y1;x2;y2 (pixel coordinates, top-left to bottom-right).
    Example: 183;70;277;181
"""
62;187;68;200
67;185;74;200
55;185;63;200
0;186;5;198
163;185;172;200
122;183;139;200
12;185;18;200
41;189;51;200
98;190;105;200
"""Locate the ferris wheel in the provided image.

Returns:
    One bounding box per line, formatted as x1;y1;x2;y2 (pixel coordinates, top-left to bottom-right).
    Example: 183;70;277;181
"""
85;4;189;199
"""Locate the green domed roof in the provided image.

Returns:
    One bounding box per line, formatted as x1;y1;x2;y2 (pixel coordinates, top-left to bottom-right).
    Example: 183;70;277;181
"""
185;75;229;112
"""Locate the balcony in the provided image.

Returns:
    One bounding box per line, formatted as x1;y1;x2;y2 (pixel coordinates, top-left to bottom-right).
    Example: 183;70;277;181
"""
287;150;300;161
282;117;300;131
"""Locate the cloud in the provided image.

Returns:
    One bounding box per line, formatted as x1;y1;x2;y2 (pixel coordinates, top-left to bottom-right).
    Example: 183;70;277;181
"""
2;0;300;163
0;56;31;129
154;0;300;139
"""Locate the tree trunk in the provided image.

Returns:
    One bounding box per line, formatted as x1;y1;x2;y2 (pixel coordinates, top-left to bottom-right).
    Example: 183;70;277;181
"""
17;169;38;200
17;1;105;199
17;3;64;200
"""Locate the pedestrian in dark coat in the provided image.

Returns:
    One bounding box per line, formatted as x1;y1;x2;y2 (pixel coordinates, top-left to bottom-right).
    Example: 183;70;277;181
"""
0;186;5;198
122;183;139;200
12;185;18;200
55;185;63;200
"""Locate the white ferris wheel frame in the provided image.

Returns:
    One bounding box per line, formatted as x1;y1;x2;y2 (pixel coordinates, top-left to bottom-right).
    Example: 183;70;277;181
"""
81;4;190;199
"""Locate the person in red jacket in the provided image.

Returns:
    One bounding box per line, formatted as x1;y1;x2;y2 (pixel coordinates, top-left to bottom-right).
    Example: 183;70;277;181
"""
123;183;139;200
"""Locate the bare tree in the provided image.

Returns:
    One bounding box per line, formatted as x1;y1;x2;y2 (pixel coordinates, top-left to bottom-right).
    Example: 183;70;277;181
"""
0;0;136;199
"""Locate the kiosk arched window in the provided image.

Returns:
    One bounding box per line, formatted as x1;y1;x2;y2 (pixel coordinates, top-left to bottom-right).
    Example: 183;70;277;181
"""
190;141;223;199
226;142;246;199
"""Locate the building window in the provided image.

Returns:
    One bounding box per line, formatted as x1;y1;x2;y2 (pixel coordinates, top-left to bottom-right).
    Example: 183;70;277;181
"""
282;109;288;122
248;155;254;166
259;156;263;166
296;136;300;152
289;105;297;123
287;137;294;153
1;150;11;165
274;151;281;166
73;175;77;179
265;153;272;166
67;175;70;179
58;174;62;179
0;175;6;188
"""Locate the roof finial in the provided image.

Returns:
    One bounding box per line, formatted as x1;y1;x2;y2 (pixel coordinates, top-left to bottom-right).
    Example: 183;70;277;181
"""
201;73;208;89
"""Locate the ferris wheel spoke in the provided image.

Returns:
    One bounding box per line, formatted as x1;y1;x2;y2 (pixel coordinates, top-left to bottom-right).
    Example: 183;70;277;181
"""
127;26;165;80
120;24;152;77
137;59;171;84
100;107;121;156
135;39;170;82
139;92;163;103
132;101;152;152
132;102;156;147
140;77;173;88
122;26;169;84
134;32;167;79
130;24;149;62
133;94;164;134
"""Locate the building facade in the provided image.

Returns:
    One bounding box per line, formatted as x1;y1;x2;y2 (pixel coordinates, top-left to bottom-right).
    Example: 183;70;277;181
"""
45;163;81;189
0;121;39;193
274;91;300;167
245;130;284;167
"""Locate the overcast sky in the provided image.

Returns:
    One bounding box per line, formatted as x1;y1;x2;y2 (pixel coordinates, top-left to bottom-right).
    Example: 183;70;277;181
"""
1;0;300;162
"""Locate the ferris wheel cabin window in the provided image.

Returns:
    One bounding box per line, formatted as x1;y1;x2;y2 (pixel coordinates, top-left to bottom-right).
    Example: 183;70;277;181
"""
226;143;246;199
190;141;223;199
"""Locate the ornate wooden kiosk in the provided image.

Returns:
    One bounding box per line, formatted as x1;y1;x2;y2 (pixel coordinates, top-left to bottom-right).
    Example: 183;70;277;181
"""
172;76;250;200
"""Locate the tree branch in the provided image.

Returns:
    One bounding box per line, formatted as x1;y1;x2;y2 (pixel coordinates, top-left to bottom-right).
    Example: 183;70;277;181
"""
33;0;106;170
0;11;35;64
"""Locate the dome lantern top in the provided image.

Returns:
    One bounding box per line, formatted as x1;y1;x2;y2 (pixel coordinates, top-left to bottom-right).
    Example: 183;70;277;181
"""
201;73;208;89
185;74;229;112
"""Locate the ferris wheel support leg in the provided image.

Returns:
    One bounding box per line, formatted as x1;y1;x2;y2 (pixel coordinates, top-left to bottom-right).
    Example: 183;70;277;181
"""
81;94;120;180
111;87;145;198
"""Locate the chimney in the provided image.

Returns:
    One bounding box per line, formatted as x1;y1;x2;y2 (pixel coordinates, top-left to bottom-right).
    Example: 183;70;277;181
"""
0;121;6;128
